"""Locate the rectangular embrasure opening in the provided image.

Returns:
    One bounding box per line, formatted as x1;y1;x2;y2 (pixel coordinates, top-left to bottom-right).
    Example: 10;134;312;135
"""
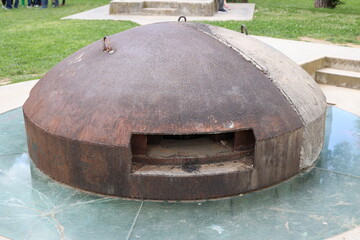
131;130;255;165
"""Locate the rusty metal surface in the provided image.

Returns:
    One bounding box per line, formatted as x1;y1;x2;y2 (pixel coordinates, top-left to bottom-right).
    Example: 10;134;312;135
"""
25;112;302;200
133;137;254;165
22;22;324;200
23;22;303;148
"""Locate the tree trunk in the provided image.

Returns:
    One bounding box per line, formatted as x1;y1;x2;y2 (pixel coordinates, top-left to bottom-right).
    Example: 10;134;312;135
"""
314;0;331;8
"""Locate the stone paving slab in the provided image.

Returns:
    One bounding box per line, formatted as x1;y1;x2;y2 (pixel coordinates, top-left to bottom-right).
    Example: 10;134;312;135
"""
62;3;255;25
327;227;360;240
253;35;360;64
0;80;38;114
319;84;360;116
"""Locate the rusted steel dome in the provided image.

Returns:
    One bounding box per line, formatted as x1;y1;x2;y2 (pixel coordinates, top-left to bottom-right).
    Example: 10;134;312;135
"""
23;22;327;200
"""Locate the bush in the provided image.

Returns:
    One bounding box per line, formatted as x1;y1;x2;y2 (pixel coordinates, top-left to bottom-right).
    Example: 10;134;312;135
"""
328;0;345;8
314;0;345;9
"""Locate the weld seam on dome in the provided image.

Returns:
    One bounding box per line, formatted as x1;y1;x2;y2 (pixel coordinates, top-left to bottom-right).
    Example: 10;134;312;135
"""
193;25;306;125
193;23;327;125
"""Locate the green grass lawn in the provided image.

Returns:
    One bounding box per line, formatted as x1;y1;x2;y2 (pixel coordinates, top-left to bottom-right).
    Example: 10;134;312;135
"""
0;0;138;84
0;0;359;84
207;0;360;45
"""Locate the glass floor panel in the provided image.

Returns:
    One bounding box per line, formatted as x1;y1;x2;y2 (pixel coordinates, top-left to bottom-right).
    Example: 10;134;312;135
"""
0;106;359;240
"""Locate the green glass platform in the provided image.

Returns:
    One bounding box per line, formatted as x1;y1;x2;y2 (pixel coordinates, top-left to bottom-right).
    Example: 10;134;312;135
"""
0;107;359;240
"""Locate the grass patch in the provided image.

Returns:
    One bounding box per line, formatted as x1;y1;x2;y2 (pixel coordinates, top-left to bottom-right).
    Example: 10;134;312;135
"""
0;0;359;84
206;0;360;45
0;0;138;84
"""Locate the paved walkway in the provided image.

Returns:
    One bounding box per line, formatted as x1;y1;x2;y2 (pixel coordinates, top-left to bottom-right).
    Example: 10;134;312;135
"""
62;3;255;25
253;35;360;65
319;84;360;117
0;80;38;114
328;227;360;240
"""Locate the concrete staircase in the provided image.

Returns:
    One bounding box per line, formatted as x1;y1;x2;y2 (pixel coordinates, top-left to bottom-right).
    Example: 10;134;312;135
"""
316;68;360;89
140;0;178;15
109;0;217;16
302;57;360;90
142;7;178;15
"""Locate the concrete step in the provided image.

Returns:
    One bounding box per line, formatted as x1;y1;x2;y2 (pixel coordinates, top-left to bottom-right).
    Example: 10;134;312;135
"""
326;57;360;73
301;57;360;80
109;0;217;16
142;7;178;15
143;1;179;8
316;68;360;89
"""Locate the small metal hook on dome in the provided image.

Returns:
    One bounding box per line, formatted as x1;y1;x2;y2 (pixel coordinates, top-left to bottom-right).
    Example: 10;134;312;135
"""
240;24;248;35
178;16;187;22
103;36;115;54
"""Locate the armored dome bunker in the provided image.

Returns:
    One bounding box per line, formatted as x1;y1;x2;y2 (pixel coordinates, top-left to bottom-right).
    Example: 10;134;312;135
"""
23;22;327;200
